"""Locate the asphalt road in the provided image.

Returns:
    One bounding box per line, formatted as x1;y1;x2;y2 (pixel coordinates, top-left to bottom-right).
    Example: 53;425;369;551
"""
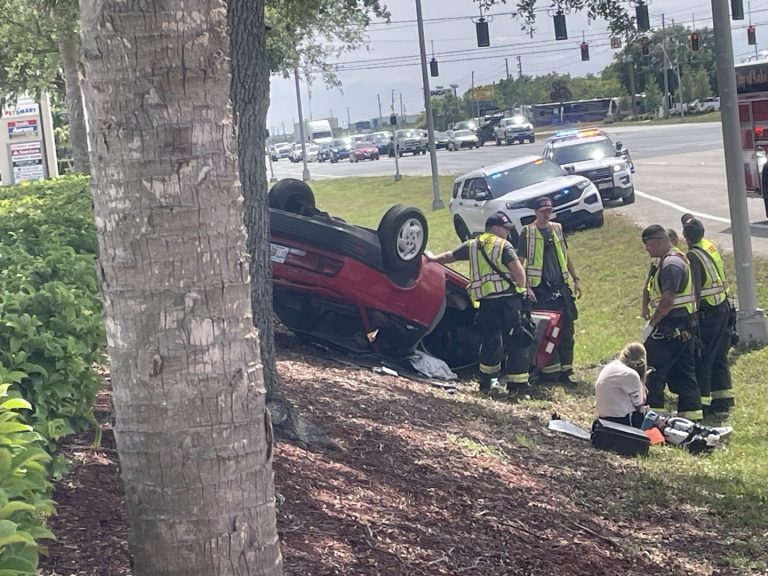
270;122;768;256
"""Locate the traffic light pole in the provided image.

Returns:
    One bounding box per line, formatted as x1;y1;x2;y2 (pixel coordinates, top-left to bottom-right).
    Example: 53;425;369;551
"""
711;0;768;343
415;0;443;210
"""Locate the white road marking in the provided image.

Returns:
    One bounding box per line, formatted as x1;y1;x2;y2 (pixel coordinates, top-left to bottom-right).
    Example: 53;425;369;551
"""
635;188;768;229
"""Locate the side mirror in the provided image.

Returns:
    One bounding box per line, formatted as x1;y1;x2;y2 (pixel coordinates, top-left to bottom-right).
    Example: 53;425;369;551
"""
475;191;492;201
615;141;623;151
564;165;576;175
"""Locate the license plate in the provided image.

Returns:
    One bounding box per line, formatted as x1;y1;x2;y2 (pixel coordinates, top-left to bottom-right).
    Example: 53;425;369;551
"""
598;182;613;190
270;243;289;264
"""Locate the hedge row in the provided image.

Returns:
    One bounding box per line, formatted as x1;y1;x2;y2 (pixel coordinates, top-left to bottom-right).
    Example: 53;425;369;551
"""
0;176;102;573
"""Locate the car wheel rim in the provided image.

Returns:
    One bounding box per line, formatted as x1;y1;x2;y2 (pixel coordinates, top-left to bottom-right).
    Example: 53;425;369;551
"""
396;218;425;261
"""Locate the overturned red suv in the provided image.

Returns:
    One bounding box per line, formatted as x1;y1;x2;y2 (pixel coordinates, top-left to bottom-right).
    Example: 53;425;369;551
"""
268;179;560;373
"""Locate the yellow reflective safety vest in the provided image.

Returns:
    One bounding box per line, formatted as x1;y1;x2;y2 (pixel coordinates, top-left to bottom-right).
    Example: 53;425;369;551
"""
524;222;569;288
467;233;525;300
689;239;728;307
647;250;697;315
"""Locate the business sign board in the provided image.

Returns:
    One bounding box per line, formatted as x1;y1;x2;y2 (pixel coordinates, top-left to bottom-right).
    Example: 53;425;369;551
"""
471;86;496;101
2;97;39;118
9;141;46;183
7;118;39;139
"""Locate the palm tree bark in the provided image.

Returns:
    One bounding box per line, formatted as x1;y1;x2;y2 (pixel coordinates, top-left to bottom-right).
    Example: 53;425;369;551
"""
228;0;332;447
80;0;283;573
54;10;90;174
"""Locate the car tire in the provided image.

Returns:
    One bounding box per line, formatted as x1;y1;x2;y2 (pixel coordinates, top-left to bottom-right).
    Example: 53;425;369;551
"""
378;205;429;273
622;187;636;205
589;211;605;229
374;154;380;160
269;178;316;215
529;136;535;143
454;218;471;242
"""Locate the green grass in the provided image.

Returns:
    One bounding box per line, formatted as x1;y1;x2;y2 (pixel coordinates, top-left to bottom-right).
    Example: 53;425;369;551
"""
309;175;768;567
602;110;721;127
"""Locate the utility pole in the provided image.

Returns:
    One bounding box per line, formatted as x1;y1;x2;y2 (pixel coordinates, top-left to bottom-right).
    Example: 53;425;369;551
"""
505;58;510;80
377;93;383;129
622;55;636;117
517;55;523;78
399;92;405;125
711;0;768;342
415;0;443;210
662;14;670;118
390;89;401;182
281;121;285;136
293;68;310;181
347;106;351;131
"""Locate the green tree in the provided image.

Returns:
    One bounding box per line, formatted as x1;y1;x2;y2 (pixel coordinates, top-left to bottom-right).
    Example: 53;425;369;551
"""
549;80;572;102
690;68;713;101
644;80;663;117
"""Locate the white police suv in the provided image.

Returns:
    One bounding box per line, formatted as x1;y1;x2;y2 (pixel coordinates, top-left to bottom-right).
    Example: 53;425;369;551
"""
449;156;604;241
542;129;635;205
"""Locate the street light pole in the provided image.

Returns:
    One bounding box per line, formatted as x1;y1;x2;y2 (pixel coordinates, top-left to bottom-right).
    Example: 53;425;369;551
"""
293;68;310;182
415;0;443;210
711;0;768;342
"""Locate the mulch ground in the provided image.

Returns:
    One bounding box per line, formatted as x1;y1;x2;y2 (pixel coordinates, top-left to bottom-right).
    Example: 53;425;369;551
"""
39;333;754;576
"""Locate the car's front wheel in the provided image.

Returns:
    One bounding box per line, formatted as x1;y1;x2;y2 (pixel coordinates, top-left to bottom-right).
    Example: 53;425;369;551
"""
589;211;605;228
378;205;429;274
269;178;316;215
622;187;636;205
453;218;471;242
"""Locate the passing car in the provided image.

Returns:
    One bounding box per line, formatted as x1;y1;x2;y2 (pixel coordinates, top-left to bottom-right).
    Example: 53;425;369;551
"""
270;142;293;161
432;131;450;150
326;137;353;163
365;132;392;155
542;129;635;204
268;178;563;372
447;129;481;151
696;97;720;113
288;143;304;163
305;144;320;162
349;141;380;162
449;156;604;241
388;129;427;157
493;116;535;145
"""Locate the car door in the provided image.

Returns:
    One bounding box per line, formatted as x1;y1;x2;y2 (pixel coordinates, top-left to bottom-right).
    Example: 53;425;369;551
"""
542;144;554;162
461;177;492;233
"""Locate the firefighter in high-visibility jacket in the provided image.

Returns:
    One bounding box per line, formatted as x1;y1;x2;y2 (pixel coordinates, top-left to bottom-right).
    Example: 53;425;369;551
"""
641;225;703;421
517;197;582;385
681;215;735;417
429;212;532;393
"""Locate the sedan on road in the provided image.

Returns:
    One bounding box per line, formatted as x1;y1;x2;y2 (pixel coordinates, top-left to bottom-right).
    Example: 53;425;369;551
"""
449;156;604;241
447;129;481;151
350;141;380;162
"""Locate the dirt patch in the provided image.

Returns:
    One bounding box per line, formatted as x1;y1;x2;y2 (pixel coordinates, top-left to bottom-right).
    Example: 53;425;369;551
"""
39;337;755;576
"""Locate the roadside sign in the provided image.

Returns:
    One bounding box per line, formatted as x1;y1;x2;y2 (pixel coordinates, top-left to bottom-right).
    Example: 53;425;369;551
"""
9;141;46;183
472;86;495;101
7;118;39;139
610;37;622;49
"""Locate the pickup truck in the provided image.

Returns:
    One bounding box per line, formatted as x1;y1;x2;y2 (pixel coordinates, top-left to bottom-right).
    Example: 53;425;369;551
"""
493;115;535;145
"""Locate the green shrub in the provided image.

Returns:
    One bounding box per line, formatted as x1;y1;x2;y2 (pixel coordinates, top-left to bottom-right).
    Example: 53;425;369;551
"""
0;176;103;451
0;383;56;575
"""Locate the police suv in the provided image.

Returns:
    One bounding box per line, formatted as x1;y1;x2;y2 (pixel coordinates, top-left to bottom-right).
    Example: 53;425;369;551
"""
542;129;635;205
449;156;604;242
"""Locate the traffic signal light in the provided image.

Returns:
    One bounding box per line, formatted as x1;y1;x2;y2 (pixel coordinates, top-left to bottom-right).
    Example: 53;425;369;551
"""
691;32;700;51
732;0;745;20
580;42;590;61
554;12;568;40
636;1;650;32
476;17;490;47
430;57;439;77
748;25;757;46
640;36;650;56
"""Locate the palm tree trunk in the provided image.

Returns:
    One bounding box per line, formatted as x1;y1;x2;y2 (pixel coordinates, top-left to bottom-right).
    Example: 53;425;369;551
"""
56;30;90;174
79;0;283;573
228;0;332;448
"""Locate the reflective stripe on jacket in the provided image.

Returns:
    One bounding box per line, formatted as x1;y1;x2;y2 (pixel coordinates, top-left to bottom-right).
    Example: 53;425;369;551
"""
690;239;728;307
647;251;697;314
524;222;568;288
467;233;524;300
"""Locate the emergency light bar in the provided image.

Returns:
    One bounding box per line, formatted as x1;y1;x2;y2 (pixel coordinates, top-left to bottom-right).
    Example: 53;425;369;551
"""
551;128;604;140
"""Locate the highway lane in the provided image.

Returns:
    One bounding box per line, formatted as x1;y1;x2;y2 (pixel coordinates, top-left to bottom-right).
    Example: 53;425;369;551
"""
271;122;768;255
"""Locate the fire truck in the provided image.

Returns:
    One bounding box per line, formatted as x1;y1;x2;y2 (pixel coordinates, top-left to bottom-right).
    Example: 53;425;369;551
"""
736;59;768;215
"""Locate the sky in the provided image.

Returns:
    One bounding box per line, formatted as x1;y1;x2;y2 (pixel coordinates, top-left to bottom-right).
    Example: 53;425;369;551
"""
267;0;768;136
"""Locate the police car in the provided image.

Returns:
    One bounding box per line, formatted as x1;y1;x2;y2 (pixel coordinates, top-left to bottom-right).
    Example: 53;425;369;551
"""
542;129;635;205
449;156;604;241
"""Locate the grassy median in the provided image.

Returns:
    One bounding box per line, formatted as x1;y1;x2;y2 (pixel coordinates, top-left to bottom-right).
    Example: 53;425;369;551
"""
310;175;768;571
